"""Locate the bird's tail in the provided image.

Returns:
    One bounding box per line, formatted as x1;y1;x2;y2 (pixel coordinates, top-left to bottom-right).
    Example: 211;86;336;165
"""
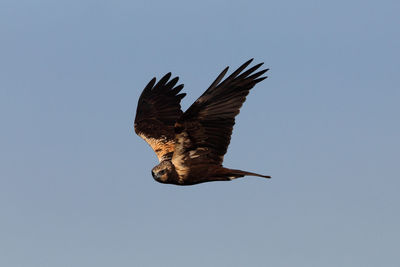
217;167;271;180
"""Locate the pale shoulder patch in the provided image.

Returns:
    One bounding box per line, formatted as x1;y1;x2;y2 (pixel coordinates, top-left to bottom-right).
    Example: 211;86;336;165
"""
138;133;175;162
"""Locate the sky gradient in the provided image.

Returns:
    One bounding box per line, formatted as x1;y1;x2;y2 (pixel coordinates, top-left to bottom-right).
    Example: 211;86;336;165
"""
1;0;399;266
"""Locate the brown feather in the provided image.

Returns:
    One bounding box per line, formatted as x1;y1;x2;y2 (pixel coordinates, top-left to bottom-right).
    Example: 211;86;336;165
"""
134;73;185;162
174;60;269;167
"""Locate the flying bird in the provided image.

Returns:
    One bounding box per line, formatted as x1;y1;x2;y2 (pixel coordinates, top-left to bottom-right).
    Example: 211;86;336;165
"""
134;59;271;185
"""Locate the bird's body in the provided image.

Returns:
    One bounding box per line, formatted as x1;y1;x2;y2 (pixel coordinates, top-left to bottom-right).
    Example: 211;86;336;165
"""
134;59;271;185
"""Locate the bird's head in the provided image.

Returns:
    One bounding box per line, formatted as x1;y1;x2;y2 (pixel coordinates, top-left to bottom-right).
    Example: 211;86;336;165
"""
151;161;175;183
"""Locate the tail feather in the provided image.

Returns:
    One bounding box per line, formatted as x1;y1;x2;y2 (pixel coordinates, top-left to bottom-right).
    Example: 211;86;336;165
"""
218;167;271;180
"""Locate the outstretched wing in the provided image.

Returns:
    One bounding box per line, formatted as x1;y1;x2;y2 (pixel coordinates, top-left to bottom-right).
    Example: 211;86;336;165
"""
174;59;268;165
134;73;186;162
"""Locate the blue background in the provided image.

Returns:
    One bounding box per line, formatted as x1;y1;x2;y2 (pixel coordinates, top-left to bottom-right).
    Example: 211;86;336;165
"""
1;0;399;266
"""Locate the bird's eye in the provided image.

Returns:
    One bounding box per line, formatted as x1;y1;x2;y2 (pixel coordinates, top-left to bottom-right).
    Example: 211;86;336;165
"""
159;170;165;175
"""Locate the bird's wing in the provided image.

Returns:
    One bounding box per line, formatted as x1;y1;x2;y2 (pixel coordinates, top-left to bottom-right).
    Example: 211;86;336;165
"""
173;59;268;166
134;73;186;162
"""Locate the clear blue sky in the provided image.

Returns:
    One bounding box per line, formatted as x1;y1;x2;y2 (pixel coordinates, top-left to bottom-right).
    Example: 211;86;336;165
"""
1;0;399;266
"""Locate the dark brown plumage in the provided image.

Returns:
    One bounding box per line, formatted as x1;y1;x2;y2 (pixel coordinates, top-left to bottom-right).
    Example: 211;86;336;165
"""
134;59;270;185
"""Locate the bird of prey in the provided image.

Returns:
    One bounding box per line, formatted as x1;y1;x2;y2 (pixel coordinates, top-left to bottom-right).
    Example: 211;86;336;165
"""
134;59;271;185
